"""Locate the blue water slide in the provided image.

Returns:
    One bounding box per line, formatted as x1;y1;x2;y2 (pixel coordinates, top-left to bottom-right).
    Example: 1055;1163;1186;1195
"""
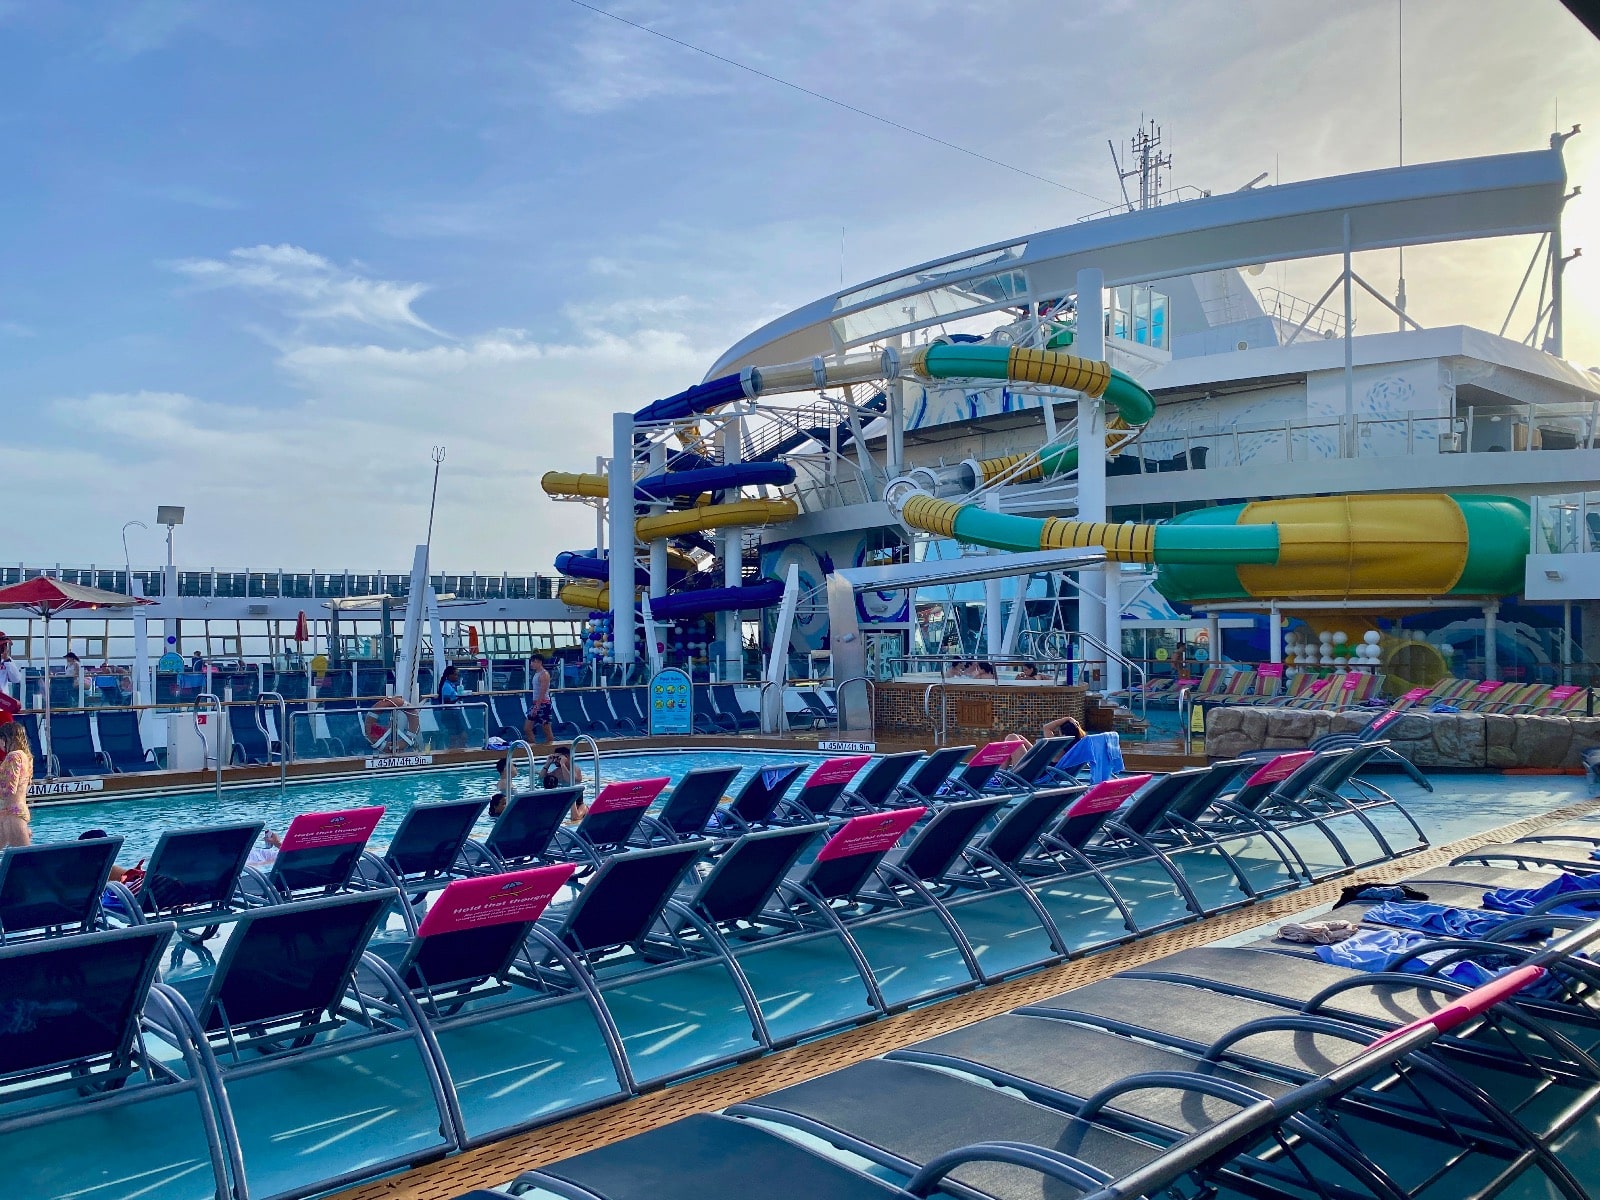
554;550;689;588
634;373;745;423
648;579;785;618
634;461;795;500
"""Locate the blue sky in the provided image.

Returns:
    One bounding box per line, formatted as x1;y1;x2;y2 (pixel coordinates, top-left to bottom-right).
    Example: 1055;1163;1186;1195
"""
3;0;1597;573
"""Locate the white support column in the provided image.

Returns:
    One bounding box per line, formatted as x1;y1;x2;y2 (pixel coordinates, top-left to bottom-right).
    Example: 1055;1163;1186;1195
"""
132;578;150;707
648;441;667;600
1483;601;1499;680
1074;268;1110;691
1342;213;1355;458
608;412;636;667
1205;613;1222;670
721;411;744;679
1269;601;1283;664
887;334;906;479
983;494;1003;660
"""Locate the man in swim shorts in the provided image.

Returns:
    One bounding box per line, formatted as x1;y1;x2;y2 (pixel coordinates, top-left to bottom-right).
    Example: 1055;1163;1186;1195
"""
524;653;555;744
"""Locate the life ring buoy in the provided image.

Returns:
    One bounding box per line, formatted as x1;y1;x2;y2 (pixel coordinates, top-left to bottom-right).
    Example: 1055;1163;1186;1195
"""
365;696;420;750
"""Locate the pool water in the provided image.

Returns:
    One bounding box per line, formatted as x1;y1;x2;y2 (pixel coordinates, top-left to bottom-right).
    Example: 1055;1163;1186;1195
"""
30;749;838;859
28;748;1590;865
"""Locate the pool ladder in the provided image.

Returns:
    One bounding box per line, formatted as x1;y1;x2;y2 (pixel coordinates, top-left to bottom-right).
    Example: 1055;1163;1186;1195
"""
194;693;223;807
572;733;602;794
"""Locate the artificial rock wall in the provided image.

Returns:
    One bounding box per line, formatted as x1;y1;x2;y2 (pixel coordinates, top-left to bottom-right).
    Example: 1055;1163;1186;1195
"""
1204;704;1600;770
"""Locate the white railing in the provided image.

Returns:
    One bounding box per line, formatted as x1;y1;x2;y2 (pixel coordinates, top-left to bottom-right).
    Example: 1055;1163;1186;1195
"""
1134;402;1600;476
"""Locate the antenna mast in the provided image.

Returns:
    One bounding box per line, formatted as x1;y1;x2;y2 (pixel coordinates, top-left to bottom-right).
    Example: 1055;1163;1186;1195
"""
1114;118;1172;212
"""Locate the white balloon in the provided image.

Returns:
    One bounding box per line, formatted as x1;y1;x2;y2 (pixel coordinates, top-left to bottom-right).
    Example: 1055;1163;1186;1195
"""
1332;631;1348;645
1363;630;1381;645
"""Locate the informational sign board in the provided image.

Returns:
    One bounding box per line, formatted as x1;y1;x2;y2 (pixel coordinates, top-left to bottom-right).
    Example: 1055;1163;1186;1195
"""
417;864;576;937
279;806;385;853
816;808;925;861
648;668;693;736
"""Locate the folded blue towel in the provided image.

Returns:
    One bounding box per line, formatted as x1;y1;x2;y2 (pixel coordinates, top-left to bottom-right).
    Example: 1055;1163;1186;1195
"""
1363;901;1511;940
1430;703;1460;713
1481;872;1600;917
1355;885;1412;902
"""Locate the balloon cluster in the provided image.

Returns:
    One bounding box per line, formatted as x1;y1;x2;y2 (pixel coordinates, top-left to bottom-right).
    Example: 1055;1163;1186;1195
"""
1283;629;1383;671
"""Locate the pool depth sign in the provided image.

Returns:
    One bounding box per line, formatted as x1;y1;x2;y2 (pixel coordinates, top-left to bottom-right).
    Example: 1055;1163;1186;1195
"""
649;668;693;737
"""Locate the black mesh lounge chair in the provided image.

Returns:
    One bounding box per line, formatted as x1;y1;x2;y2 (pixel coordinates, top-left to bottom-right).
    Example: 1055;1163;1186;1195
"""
227;703;280;765
838;752;924;812
0;836;125;939
614;687;649;730
138;821;264;930
365;799;488;922
155;889;460;1199
0;923;237;1200
673;824;825;929
693;688;738;734
49;711;107;775
265;806;386;899
556;778;671;867
543;842;703;960
514;1114;906;1200
795;689;836;728
17;712;47;764
985;736;1074;792
574;691;622;736
599;691;643;735
894;744;975;805
323;709;369;756
464;788;581;869
775;755;872;822
489;694;527;741
946;739;1030;796
95;708;156;772
638;766;741;843
715;762;809;831
370;863;578;1003
711;685;759;731
546;693;585;738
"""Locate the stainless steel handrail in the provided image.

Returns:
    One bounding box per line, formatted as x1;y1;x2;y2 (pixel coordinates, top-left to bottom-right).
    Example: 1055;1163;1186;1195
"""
505;738;537;793
571;733;601;793
194;692;223;806
1177;687;1193;755
922;681;950;746
258;690;287;793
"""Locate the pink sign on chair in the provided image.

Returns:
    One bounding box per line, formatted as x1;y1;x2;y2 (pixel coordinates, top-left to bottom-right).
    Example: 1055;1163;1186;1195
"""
816;807;926;861
588;778;671;816
1065;774;1153;818
1550;686;1582;701
1306;678;1329;695
1341;674;1360;691
279;807;385;854
1401;687;1432;703
803;755;872;790
1244;751;1317;788
1473;681;1502;694
417;864;577;937
966;739;1024;769
1258;663;1285;679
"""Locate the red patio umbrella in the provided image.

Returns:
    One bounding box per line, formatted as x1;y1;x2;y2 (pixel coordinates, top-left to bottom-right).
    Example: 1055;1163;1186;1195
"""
292;610;310;644
0;578;153;776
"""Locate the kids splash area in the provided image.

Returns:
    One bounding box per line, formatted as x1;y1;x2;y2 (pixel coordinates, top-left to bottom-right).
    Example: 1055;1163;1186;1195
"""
17;131;1600;1200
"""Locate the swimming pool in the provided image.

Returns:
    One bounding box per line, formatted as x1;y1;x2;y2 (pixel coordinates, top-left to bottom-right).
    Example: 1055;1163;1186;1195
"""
30;748;840;858
27;746;1591;863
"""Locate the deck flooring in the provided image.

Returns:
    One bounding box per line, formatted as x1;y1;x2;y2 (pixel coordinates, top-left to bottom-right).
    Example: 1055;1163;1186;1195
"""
330;793;1600;1200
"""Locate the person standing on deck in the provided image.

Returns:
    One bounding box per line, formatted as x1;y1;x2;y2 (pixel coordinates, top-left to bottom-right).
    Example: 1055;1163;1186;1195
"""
524;654;554;745
0;722;34;848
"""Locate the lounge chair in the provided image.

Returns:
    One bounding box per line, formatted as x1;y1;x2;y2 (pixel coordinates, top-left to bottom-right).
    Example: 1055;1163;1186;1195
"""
463;787;581;869
981;736;1074;793
546;693;586;738
135;820;265;932
711;684;759;731
541;842;703;962
775;754;873;821
155;890;459;1200
0;836;126;939
263;805;386;899
95;708;156;772
713;761;810;831
574;690;623;736
226;702;280;764
555;778;672;866
0;924;235;1200
692;686;739;734
837;751;923;812
17;712;47;764
48;711;107;775
893;744;975;804
614;686;650;730
489;693;528;741
358;862;629;1145
363;798;488;921
796;689;837;727
599;690;644;735
322;708;369;755
638;766;741;843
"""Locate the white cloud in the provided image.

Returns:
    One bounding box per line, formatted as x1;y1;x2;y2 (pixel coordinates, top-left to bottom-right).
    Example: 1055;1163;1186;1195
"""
170;244;444;336
0;321;34;338
535;10;729;115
